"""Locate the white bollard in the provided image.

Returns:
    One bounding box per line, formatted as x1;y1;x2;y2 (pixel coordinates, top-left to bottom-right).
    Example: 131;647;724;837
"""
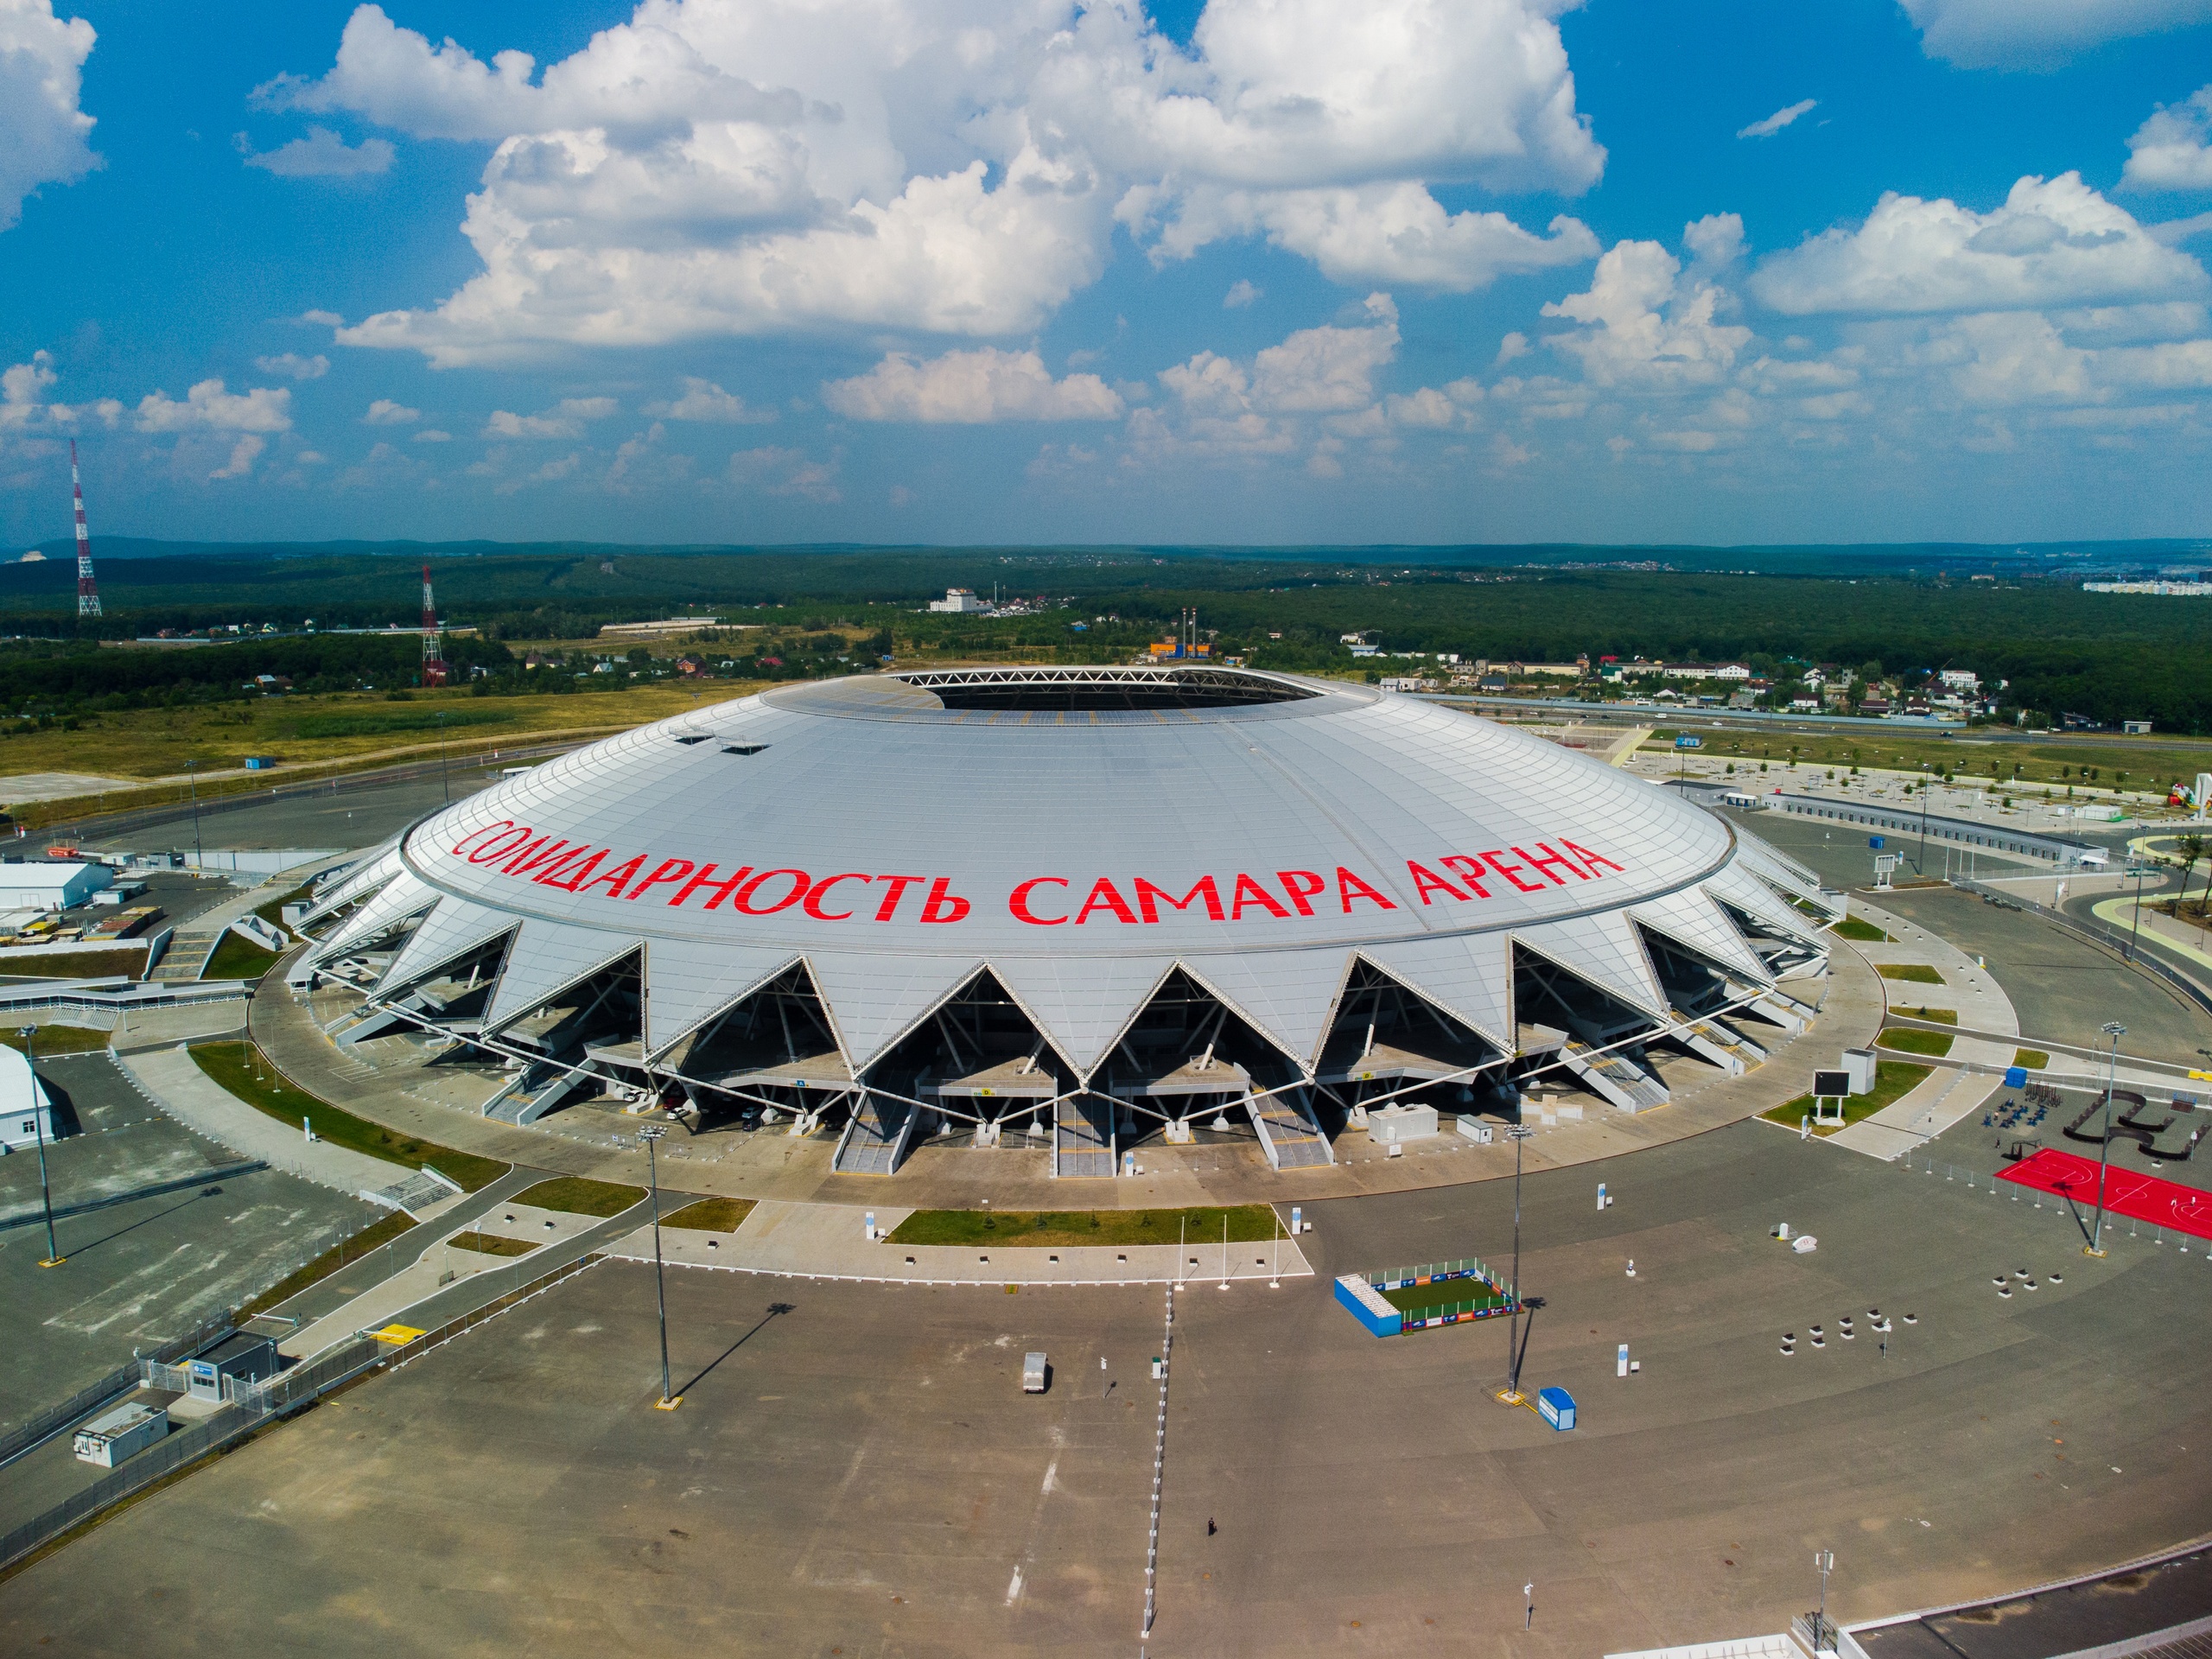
1618;1343;1629;1377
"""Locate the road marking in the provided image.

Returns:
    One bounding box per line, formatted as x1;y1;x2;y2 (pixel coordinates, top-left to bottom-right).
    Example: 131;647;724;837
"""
1005;1565;1023;1605
1040;1459;1057;1495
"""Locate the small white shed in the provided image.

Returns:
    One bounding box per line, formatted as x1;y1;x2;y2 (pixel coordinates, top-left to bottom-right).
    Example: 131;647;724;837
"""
1366;1103;1440;1143
0;1042;54;1152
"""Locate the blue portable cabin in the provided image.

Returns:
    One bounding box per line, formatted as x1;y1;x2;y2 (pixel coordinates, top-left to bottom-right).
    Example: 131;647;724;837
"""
1537;1387;1576;1431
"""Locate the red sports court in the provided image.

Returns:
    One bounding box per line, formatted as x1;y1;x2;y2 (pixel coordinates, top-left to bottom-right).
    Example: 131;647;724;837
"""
1997;1147;2212;1242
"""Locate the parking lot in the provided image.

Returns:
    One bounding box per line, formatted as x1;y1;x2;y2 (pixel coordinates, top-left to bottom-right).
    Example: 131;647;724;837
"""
0;1054;377;1427
3;1116;2207;1656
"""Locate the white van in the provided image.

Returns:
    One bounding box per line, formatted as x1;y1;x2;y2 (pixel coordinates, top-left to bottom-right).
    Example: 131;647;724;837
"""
1022;1352;1048;1394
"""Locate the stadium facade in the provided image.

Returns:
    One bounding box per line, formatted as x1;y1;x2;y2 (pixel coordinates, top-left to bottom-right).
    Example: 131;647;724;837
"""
293;667;1838;1177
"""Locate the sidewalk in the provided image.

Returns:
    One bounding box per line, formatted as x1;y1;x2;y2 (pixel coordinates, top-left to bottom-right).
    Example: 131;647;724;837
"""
1830;896;2020;1161
282;1198;608;1357
117;1043;447;1205
600;1198;1317;1287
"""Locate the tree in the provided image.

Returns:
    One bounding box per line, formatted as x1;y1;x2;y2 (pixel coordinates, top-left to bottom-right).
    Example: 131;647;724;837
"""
2180;833;2209;931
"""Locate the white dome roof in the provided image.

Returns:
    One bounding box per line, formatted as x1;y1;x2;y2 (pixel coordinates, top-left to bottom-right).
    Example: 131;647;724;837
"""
304;667;1834;1083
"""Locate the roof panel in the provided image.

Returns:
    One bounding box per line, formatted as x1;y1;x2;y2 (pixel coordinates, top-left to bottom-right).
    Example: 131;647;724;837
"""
1514;912;1668;1017
1631;886;1775;988
641;938;801;1056
1180;948;1355;1073
801;950;985;1071
484;919;640;1032
1357;933;1515;1049
989;954;1180;1080
377;897;518;995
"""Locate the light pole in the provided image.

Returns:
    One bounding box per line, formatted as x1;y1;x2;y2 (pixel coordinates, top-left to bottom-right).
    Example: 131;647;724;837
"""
1814;1550;1835;1652
640;1124;677;1408
185;759;202;867
22;1026;60;1267
1499;1121;1533;1404
2089;1022;2126;1255
2120;866;2154;962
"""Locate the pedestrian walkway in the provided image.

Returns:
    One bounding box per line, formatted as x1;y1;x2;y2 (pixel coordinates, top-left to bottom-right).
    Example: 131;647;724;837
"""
599;1198;1316;1287
117;1042;457;1207
1829;896;2020;1161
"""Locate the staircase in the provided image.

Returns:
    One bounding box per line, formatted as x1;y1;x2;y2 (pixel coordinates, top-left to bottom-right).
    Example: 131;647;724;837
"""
484;1065;589;1126
1247;1090;1334;1169
1745;990;1818;1036
148;922;227;983
1672;1014;1766;1077
1052;1094;1116;1179
1560;1041;1671;1114
831;1094;916;1175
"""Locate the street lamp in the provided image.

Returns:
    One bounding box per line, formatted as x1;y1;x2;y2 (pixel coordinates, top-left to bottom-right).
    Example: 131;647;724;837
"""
2120;865;2155;962
639;1123;677;1409
22;1026;61;1267
1814;1550;1835;1653
1499;1121;1534;1404
184;759;202;867
2088;1022;2126;1256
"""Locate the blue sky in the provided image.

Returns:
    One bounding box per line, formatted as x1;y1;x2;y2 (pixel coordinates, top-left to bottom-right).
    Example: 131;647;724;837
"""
3;0;2212;550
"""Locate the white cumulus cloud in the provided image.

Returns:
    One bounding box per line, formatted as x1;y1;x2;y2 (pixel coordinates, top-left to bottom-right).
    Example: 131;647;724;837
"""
1749;173;2208;316
256;353;329;380
237;126;395;178
2123;86;2212;191
648;377;774;423
268;0;1605;363
482;397;615;439
1542;238;1751;390
0;0;98;232
1737;99;1815;140
135;380;293;433
823;349;1122;423
1900;0;2212;67
363;397;419;423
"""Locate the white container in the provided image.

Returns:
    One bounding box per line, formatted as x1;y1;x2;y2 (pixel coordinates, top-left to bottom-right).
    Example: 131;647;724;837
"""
1367;1103;1439;1144
1455;1117;1494;1144
1022;1352;1048;1393
73;1402;168;1467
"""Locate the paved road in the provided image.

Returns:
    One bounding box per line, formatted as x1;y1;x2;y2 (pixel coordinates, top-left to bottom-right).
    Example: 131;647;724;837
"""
0;1053;376;1429
1729;809;2212;1064
5;1116;2209;1656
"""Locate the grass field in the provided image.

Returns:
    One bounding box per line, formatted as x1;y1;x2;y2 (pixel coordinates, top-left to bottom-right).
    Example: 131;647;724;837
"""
1761;1059;1934;1136
1892;1004;1957;1023
1878;1027;1955;1058
202;931;282;980
1377;1278;1511;1313
188;1039;508;1191
240;1208;418;1319
1877;963;1946;984
1648;727;2212;793
0;680;766;830
449;1230;537;1256
1;1023;111;1054
2015;1048;2050;1069
887;1205;1280;1249
512;1175;645;1217
1830;918;1891;942
660;1196;756;1231
0;946;143;980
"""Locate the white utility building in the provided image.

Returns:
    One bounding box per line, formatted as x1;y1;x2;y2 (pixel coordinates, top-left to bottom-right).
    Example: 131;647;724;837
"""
0;861;112;913
0;1042;55;1151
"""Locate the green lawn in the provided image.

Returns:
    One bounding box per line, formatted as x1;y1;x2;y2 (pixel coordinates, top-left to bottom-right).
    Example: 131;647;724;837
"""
252;884;311;931
1893;1004;1956;1025
188;1039;508;1191
240;1208;419;1319
1;1024;111;1055
661;1196;756;1232
512;1175;646;1217
449;1230;537;1256
1378;1278;1510;1314
2014;1048;2050;1070
1876;963;1945;984
0;946;144;980
1761;1060;1934;1136
1829;918;1891;942
202;931;283;981
887;1205;1280;1249
1878;1027;1955;1058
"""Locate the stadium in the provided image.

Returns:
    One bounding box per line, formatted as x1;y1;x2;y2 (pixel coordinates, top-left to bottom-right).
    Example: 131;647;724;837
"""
290;665;1839;1178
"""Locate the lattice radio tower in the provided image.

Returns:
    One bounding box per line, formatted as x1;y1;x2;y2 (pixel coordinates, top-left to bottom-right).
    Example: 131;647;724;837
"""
421;563;450;686
69;441;101;619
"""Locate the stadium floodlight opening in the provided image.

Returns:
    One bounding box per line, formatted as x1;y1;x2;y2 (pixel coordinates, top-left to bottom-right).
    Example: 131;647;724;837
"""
289;666;1837;1179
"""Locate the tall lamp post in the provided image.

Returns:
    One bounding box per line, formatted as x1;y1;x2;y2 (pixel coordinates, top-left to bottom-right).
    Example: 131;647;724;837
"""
640;1123;678;1408
1814;1550;1835;1653
2088;1021;2126;1256
183;759;203;867
1499;1121;1534;1404
22;1026;61;1267
2120;865;2154;962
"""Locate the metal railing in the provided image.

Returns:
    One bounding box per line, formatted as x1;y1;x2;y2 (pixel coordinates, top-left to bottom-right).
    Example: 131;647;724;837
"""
0;1311;237;1470
1952;875;2212;1016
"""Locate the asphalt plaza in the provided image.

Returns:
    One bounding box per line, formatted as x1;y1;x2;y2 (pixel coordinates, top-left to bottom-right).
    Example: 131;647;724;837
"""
4;1115;2209;1657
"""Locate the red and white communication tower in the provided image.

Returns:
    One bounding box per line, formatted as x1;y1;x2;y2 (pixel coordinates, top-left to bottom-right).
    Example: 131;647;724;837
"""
68;441;101;619
420;563;450;686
